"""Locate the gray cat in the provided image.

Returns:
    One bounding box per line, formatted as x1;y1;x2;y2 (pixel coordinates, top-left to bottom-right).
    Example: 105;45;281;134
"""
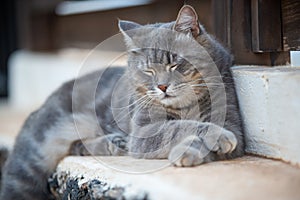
0;5;244;200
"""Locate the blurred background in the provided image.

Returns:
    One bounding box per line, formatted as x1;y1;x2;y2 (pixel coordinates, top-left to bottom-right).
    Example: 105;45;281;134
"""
0;0;214;109
0;0;217;145
2;0;299;103
0;0;299;142
1;2;300;199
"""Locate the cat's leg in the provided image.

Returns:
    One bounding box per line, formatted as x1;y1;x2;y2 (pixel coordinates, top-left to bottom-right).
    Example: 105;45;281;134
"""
69;133;128;156
168;126;237;167
167;135;211;166
128;120;242;166
0;113;100;200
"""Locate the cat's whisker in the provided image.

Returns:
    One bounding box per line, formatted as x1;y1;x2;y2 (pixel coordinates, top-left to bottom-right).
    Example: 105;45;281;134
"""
135;98;153;113
142;99;155;111
111;95;149;110
111;95;153;124
146;90;158;94
191;83;225;88
172;84;188;91
190;77;222;82
112;92;138;102
111;91;146;105
110;98;151;124
120;98;154;122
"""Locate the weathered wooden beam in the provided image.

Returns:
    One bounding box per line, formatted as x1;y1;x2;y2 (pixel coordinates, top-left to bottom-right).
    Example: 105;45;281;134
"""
282;0;300;51
251;0;283;52
212;0;290;66
212;0;232;48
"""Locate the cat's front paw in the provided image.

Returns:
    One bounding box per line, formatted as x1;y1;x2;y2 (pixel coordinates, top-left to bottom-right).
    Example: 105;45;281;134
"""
108;134;128;156
110;135;128;153
168;129;238;167
168;145;205;167
69;140;90;156
203;129;237;154
168;136;208;167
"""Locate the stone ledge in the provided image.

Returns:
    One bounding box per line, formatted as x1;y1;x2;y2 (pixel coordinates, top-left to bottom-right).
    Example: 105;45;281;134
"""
50;156;300;200
232;66;300;165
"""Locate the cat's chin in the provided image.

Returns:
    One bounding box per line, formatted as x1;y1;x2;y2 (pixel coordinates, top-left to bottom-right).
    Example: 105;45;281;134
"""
159;95;198;109
159;96;179;106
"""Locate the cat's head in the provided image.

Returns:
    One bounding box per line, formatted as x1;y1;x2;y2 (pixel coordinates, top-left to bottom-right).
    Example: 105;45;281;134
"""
119;5;229;108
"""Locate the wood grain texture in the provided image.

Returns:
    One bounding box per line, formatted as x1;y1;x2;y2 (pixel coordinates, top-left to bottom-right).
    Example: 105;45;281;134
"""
251;0;282;52
282;0;300;51
212;0;290;66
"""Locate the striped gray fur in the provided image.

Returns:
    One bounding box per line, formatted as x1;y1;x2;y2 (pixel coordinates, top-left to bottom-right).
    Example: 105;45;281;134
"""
0;5;243;199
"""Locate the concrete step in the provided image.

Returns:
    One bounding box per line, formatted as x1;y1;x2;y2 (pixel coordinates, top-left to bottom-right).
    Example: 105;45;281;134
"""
50;156;300;200
232;66;300;166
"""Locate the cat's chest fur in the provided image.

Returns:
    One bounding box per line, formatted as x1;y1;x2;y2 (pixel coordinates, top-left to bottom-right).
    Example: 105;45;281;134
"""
164;103;208;121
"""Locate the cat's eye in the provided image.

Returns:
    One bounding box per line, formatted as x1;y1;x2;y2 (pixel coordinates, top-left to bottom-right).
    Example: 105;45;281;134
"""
167;64;178;72
143;69;155;76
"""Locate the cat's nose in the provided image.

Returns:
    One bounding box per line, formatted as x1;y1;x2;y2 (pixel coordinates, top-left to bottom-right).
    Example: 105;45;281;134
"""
158;84;168;92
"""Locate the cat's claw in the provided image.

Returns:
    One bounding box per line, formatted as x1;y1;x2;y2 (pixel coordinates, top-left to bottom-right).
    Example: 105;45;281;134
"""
168;130;238;167
111;135;128;151
203;129;237;154
169;146;205;167
69;140;90;156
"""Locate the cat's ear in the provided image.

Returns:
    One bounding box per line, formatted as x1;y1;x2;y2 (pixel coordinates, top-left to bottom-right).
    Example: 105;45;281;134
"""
173;5;201;38
118;20;141;38
118;20;141;48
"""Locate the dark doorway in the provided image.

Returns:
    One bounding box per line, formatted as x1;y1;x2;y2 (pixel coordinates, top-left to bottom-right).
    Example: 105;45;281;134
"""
0;0;18;98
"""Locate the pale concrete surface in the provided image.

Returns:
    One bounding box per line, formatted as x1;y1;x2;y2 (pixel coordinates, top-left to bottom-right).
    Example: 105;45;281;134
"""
0;102;30;148
232;66;300;166
55;156;300;200
8;49;127;110
1;106;300;200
